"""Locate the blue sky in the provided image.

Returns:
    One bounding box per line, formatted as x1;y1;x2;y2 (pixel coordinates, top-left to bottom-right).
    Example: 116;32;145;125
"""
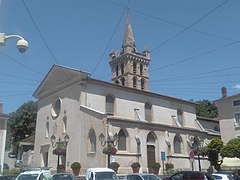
0;0;239;114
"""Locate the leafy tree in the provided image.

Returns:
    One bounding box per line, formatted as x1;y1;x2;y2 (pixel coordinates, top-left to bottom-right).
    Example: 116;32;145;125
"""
196;99;218;118
8;101;37;144
201;138;223;171
220;138;240;158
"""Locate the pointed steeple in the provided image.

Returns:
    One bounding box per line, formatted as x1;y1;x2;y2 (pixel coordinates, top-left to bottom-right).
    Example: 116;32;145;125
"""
109;16;150;91
122;16;136;53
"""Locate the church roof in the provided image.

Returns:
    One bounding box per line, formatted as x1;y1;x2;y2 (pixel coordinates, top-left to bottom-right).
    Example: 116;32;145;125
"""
122;16;136;50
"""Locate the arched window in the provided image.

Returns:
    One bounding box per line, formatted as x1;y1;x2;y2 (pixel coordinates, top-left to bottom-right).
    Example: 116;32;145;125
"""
121;63;124;74
133;77;137;88
140;64;143;75
177;109;183;126
147;132;155;143
141;79;145;90
115;66;119;77
114;80;119;84
174;135;182;154
118;129;127;151
133;62;136;74
63;115;67;134
145;103;152;122
121;78;125;86
45;122;49;138
88;128;96;152
106;95;114;115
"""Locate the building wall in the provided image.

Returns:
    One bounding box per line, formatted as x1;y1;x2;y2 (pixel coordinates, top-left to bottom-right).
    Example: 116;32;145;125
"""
215;94;240;143
33;68;218;174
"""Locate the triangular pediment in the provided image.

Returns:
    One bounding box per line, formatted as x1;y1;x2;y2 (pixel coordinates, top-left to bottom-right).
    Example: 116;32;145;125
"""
33;64;89;98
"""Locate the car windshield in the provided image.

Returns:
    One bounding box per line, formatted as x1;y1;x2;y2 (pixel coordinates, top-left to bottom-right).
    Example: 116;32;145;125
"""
17;174;39;180
52;174;73;180
95;172;118;180
142;175;159;180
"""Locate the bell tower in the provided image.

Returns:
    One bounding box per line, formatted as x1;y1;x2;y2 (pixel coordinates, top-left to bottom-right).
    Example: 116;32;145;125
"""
109;16;151;91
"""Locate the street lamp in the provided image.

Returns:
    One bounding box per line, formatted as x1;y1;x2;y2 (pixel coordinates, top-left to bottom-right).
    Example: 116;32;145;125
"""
99;132;118;168
51;134;70;171
0;33;29;53
197;139;204;171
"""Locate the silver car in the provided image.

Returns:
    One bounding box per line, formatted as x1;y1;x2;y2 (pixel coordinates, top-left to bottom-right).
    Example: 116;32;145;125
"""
125;173;161;180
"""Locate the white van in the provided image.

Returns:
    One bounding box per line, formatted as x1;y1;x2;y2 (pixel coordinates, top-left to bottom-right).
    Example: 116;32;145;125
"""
15;169;52;180
86;168;119;180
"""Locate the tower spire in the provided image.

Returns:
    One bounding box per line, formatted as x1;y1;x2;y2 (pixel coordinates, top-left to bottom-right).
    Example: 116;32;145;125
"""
122;16;136;53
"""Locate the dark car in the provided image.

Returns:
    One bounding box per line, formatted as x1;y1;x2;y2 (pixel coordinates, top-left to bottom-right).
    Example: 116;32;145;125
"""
162;171;215;180
216;171;240;180
52;173;75;180
8;152;17;158
125;173;161;180
14;160;23;168
0;175;17;180
3;163;9;170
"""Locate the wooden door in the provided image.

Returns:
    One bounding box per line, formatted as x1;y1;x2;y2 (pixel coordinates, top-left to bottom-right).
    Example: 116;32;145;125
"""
147;145;156;173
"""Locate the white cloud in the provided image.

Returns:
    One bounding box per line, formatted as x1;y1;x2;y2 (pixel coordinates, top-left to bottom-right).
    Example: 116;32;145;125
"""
233;84;240;91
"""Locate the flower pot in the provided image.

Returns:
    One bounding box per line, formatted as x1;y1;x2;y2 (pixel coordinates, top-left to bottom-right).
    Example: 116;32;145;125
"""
152;167;159;175
72;168;80;176
132;167;140;173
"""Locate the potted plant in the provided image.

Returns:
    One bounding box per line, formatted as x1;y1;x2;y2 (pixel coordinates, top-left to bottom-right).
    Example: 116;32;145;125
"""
71;162;81;176
57;164;65;173
151;162;161;175
131;162;141;173
110;162;120;173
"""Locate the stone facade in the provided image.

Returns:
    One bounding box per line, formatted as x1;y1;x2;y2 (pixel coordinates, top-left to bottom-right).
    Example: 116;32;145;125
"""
33;65;220;174
109;16;150;91
214;87;240;143
0;102;10;173
33;17;220;174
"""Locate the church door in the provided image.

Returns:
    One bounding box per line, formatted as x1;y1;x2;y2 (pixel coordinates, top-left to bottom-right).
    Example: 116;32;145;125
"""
147;145;156;173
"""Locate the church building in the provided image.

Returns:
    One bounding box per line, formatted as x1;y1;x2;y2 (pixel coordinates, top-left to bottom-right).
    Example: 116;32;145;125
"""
33;17;220;174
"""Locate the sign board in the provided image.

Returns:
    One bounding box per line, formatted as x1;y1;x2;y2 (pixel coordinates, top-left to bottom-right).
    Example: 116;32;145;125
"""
161;151;166;161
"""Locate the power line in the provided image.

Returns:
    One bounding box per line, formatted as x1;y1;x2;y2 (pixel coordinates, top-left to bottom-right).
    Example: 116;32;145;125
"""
0;72;40;82
22;0;59;64
0;50;45;76
150;0;229;52
106;0;234;43
91;1;129;75
152;72;240;82
151;40;240;72
151;65;240;82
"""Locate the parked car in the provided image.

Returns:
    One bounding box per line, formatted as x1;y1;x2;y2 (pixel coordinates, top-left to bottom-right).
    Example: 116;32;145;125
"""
213;173;234;180
0;175;17;180
125;173;161;180
14;160;23;168
162;171;215;180
85;168;119;180
215;171;240;180
8;152;17;158
15;169;52;180
3;163;9;170
52;173;75;180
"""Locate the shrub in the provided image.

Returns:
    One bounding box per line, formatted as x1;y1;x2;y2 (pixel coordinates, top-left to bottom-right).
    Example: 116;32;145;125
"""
165;163;174;170
57;164;65;169
152;162;161;169
70;162;81;169
110;162;120;168
131;162;141;168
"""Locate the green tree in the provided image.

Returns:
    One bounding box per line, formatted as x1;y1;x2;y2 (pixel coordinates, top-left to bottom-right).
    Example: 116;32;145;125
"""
8;101;37;144
220;138;240;158
196;99;218;118
201;138;223;171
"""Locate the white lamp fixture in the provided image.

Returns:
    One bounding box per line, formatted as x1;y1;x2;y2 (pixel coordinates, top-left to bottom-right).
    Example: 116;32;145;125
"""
0;33;28;53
